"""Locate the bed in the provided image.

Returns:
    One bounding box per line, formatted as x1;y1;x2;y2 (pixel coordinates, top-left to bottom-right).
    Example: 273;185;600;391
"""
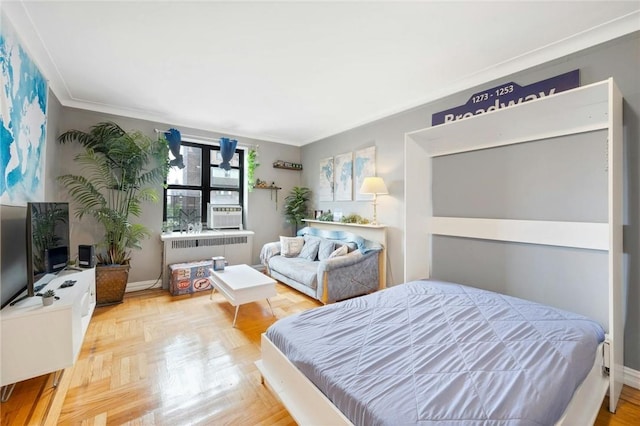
262;279;606;425
257;78;624;424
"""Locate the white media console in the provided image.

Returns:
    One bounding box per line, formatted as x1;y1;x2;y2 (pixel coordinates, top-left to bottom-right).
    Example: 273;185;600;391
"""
0;267;96;401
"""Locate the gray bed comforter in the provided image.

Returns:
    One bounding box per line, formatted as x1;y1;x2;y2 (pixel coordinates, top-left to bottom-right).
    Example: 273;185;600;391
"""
266;279;605;425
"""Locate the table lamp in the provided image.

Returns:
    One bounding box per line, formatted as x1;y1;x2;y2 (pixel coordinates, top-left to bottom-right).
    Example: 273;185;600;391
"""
359;177;388;225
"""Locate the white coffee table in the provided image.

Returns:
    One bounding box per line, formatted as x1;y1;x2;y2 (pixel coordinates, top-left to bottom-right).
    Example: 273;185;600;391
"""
208;264;276;327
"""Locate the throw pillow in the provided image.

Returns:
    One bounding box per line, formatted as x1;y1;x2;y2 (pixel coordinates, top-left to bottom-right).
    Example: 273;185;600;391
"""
317;239;335;261
280;236;304;257
298;237;321;260
328;244;348;258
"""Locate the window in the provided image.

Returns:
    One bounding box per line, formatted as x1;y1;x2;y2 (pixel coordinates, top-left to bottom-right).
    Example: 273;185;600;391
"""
164;142;244;231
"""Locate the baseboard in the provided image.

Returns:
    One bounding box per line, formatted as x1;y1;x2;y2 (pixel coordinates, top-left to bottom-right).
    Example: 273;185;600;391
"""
624;366;640;390
125;279;162;293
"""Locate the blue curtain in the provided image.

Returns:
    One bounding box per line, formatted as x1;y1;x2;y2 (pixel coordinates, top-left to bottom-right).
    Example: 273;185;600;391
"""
219;137;237;170
164;128;184;168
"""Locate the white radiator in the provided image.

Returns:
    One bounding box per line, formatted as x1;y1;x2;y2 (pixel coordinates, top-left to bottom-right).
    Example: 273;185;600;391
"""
161;230;254;288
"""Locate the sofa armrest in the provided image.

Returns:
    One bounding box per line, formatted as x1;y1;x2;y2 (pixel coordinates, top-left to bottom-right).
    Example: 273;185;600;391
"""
317;250;380;303
318;250;366;272
260;242;281;266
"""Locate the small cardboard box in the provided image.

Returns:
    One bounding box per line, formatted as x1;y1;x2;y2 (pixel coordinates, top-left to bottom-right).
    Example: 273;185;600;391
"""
169;260;213;295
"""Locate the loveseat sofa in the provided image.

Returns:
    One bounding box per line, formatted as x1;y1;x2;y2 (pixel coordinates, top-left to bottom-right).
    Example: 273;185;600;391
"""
260;226;382;303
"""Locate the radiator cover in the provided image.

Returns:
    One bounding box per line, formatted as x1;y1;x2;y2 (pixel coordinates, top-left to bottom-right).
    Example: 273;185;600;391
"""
160;230;254;289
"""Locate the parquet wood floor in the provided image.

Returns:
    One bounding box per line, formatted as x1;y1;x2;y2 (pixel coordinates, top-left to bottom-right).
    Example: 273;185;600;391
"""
1;283;639;425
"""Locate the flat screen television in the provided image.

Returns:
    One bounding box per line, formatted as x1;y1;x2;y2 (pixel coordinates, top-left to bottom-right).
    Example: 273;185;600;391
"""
25;202;70;297
0;205;28;308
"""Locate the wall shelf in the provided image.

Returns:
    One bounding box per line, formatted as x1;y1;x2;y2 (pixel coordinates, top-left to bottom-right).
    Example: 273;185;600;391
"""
255;186;281;209
302;219;385;229
273;160;303;171
255;185;281;190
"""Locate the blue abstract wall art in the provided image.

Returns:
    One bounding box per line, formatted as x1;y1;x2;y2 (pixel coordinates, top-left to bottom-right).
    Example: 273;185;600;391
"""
1;14;48;206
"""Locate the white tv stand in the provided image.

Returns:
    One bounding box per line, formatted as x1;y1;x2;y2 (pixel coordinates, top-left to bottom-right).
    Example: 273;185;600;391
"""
0;267;96;401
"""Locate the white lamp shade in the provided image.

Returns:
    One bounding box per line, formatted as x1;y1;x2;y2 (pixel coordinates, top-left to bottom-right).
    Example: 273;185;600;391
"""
359;177;388;195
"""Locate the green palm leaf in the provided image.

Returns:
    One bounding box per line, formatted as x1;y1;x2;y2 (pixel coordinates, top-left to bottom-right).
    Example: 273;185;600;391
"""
58;121;169;265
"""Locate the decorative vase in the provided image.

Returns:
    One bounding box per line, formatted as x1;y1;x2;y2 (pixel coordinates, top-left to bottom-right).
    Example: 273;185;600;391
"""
42;296;54;306
96;264;130;306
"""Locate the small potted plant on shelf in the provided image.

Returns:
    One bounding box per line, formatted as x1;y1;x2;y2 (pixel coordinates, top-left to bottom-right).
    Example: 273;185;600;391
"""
341;213;370;224
318;210;334;222
42;289;56;306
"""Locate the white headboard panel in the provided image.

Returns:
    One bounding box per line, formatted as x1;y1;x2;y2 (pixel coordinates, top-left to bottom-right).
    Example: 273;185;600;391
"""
404;78;623;411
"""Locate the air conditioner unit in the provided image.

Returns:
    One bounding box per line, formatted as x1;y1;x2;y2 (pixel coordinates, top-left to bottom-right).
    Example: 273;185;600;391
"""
207;204;243;229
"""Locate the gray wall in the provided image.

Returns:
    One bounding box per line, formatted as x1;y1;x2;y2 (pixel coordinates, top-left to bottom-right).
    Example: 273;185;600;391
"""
429;131;610;328
432;131;608;222
55;107;302;283
301;32;640;370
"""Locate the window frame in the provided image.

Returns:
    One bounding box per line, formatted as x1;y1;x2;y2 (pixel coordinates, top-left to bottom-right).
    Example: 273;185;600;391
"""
163;141;245;230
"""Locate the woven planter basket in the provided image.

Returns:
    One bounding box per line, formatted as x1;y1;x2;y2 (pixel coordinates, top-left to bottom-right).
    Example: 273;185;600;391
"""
96;264;130;306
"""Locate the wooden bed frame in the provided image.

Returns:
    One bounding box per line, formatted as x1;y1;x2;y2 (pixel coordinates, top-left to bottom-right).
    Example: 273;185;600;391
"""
257;79;624;423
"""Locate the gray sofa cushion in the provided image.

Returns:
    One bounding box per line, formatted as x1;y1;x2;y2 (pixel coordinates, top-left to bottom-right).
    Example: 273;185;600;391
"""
298;236;321;260
317;238;335;261
280;236;304;257
328;244;348;258
268;256;319;289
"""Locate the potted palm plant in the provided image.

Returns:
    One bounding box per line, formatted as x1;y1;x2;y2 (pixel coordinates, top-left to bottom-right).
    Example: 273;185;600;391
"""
284;186;311;234
58;121;169;306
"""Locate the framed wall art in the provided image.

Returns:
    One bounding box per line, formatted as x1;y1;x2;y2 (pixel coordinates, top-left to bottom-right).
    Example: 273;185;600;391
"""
1;17;48;206
333;152;353;201
318;157;334;201
355;146;376;201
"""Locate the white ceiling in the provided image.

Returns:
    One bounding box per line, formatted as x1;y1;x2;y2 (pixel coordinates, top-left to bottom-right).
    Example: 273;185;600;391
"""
3;1;639;146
